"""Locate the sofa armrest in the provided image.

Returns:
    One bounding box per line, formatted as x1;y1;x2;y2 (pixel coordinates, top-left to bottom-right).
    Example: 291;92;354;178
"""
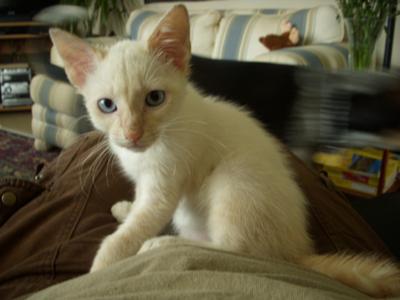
253;43;349;70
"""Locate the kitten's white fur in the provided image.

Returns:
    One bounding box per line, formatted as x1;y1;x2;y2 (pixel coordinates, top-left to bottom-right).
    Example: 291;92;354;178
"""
50;5;399;298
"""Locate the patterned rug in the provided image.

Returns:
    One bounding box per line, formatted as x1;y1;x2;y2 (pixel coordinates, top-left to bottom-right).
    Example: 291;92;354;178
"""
0;130;60;180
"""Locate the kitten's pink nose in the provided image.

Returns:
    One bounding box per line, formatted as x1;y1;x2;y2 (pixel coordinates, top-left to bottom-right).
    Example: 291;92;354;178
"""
125;129;143;144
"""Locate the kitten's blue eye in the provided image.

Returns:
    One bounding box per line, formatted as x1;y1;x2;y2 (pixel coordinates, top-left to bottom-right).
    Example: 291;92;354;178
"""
145;90;165;107
98;98;117;113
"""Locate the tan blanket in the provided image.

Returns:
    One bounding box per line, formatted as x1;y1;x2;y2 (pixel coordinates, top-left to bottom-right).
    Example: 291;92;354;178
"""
24;239;395;300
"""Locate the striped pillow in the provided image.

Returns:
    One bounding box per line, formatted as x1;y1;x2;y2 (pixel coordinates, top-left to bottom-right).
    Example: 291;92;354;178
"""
32;103;93;134
32;118;81;150
126;10;158;41
33;138;53;151
30;75;86;117
212;5;344;61
126;9;222;57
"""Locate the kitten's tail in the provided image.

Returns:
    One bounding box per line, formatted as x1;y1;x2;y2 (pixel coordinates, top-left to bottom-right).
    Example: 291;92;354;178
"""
298;253;400;298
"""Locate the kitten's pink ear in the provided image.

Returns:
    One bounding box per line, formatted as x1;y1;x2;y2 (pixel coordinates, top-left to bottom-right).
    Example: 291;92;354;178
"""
49;28;98;90
148;5;191;74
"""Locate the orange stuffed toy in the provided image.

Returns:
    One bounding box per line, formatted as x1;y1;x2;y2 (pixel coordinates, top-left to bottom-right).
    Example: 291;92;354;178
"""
259;20;300;51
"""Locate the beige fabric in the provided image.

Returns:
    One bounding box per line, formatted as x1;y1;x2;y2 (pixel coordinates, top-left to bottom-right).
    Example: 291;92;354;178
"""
211;13;284;60
125;10;222;58
31;103;92;133
142;0;338;12
211;5;344;61
125;4;345;68
50;1;346;70
30;75;85;117
33;138;52;151
31;118;80;150
24;239;395;300
190;11;222;57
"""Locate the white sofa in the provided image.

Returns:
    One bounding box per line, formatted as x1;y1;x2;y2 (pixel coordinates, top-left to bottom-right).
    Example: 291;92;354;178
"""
31;0;349;150
50;1;348;70
125;0;348;69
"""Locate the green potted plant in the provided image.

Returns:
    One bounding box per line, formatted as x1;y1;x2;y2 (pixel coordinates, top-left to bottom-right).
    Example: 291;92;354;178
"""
336;0;399;70
59;0;141;36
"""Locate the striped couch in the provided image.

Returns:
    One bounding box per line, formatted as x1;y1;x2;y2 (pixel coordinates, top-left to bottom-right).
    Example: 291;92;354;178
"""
31;0;349;150
126;1;348;69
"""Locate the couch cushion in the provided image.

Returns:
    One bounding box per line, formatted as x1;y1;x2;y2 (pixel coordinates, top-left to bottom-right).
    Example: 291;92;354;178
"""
30;74;86;117
31;118;81;149
126;9;222;57
212;5;344;61
32;103;93;134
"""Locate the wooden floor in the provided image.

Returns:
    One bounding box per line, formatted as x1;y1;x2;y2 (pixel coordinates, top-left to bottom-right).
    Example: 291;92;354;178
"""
0;111;32;137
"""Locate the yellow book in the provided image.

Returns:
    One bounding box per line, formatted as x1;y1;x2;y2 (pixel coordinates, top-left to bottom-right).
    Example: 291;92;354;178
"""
313;147;399;196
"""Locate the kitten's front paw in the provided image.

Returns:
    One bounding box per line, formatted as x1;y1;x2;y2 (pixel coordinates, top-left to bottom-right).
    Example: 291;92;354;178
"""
90;234;118;273
90;231;140;273
111;200;132;223
138;236;187;254
90;252;113;273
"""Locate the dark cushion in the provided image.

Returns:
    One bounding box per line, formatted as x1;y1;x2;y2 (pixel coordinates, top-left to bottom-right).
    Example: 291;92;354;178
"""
190;55;298;140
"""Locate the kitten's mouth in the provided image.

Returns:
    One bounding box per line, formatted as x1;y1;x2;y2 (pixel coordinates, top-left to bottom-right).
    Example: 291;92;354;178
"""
122;141;149;152
111;135;157;152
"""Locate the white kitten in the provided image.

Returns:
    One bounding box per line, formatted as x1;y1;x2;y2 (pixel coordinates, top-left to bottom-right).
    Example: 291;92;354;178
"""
50;5;400;297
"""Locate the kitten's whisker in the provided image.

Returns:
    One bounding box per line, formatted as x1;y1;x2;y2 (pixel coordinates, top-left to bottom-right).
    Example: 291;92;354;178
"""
81;140;108;166
92;147;107;185
79;142;106;192
163;128;227;157
105;146;115;187
90;145;110;187
75;114;92;123
144;51;164;83
160;136;193;176
79;140;108;195
166;116;207;123
162;117;207;129
166;138;196;161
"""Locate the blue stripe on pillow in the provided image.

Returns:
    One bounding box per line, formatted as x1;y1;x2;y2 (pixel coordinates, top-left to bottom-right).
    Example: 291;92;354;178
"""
74;96;86;118
222;15;252;59
130;10;156;40
279;48;323;69
39;77;52;108
260;9;279;15
45;107;57;125
44;123;58;147
328;43;349;60
41;106;92;133
289;9;307;43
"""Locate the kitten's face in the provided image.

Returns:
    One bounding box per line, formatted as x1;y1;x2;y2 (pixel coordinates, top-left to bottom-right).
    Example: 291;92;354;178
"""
81;41;187;151
50;5;191;152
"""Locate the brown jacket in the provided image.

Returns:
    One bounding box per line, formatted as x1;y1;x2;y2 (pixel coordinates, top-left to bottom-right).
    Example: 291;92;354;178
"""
0;132;392;299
